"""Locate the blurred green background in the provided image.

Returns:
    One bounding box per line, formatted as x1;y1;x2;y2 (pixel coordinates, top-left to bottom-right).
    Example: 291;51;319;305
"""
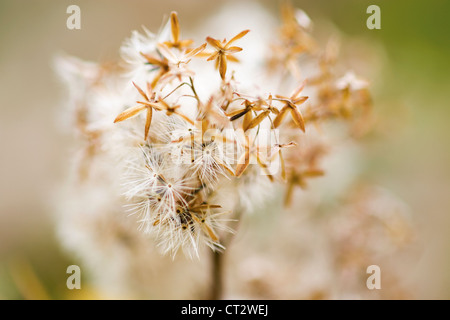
0;0;449;299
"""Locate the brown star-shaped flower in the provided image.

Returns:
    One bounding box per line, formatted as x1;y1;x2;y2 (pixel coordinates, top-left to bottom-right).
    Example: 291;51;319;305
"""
114;81;159;140
206;29;250;80
163;11;194;50
273;81;308;132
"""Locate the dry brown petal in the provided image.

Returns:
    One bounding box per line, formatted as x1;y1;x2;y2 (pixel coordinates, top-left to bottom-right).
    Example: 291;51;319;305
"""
170;11;180;43
114;105;146;123
146;82;153;94
290;107;305;132
274;94;289;100
277;141;297;149
243;110;253;131
226;55;239;63
206;37;223;50
191;204;222;211
185;43;207;59
219;54;227;80
137;101;163;110
291;80;307;100
284;178;295;207
227;108;248;118
226;29;250;47
226;46;243;53
273;105;290;128
207;51;220;62
255;154;274;182
178;39;194;48
175;111;195;125
133;82;148;101
144;107;153;140
195;50;216;59
245;110;269;131
150;70;164;88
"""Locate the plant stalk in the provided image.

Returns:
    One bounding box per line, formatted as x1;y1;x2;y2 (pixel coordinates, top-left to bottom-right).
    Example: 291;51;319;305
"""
210;250;224;300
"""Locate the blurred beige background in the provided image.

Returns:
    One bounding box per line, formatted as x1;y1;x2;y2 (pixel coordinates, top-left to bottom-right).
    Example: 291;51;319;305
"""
0;0;449;299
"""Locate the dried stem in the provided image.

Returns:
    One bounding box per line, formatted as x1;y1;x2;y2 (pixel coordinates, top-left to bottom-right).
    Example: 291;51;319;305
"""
209;208;243;300
210;250;224;300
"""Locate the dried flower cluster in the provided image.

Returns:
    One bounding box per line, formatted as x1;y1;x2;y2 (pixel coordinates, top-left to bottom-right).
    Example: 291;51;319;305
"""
56;5;372;259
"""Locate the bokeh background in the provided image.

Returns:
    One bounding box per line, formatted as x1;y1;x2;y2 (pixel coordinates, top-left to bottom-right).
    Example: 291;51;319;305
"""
0;0;449;299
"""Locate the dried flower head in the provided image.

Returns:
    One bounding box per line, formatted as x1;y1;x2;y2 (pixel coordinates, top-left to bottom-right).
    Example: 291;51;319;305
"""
56;5;372;259
205;29;250;80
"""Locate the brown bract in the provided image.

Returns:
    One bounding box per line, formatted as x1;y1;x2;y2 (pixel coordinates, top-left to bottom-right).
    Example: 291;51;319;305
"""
205;29;250;80
273;81;308;132
114;81;158;141
163;11;194;50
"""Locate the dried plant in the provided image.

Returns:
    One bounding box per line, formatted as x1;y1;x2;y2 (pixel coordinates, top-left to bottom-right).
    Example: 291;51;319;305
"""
55;3;385;299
